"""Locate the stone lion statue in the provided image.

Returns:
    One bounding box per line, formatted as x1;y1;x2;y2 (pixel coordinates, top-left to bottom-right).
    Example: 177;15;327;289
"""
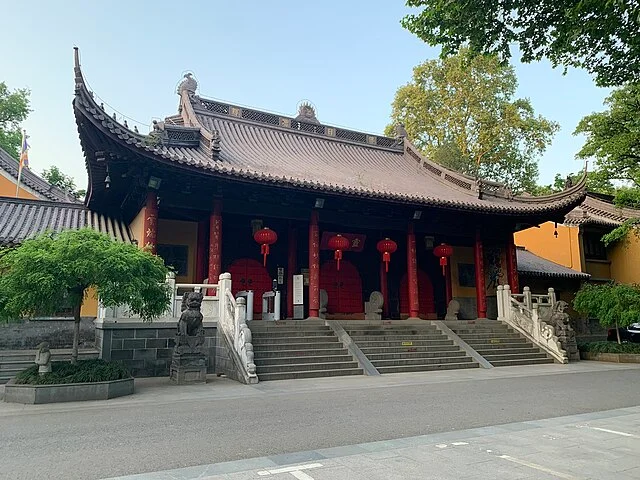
178;292;204;337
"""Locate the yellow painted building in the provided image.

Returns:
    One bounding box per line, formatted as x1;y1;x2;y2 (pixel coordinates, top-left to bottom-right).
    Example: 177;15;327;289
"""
515;194;640;285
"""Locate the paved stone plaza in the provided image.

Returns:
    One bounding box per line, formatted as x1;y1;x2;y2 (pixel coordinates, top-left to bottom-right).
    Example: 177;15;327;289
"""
105;406;640;479
2;362;640;479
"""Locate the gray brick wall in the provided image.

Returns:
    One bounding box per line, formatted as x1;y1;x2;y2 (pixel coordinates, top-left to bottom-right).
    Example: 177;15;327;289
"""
96;322;217;377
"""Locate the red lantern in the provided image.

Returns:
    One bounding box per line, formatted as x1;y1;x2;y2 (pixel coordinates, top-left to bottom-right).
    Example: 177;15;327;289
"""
253;227;278;266
328;234;350;270
376;238;398;272
433;243;453;276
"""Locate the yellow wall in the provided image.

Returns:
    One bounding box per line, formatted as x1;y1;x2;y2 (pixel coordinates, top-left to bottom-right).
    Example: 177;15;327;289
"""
0;173;38;199
585;260;611;280
80;287;98;317
515;222;582;271
157;219;198;283
609;233;640;284
451;246;476;298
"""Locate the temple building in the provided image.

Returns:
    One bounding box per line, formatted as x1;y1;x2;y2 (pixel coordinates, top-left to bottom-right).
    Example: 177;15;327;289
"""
72;49;587;323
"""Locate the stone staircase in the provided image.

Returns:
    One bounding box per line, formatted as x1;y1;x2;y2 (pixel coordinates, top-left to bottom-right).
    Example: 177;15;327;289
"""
0;348;100;384
250;321;363;381
446;320;554;367
343;322;479;374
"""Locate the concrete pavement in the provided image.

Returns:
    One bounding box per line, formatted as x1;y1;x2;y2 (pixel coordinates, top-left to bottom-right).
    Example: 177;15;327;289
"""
104;405;640;479
1;362;640;479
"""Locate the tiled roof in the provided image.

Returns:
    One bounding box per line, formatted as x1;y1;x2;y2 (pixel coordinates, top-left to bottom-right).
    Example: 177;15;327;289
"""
0;197;133;246
564;194;640;227
72;49;587;216
0;146;82;203
517;248;590;279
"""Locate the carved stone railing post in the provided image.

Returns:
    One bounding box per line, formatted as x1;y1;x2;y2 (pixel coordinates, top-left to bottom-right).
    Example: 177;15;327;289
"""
166;272;177;317
548;288;556;307
523;286;532;310
497;285;505;320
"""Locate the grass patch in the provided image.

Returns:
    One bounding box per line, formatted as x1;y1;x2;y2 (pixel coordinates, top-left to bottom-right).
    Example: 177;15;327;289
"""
14;359;131;385
578;341;640;354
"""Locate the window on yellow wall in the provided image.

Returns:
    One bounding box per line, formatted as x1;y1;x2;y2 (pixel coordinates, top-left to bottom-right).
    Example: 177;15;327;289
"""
583;233;607;260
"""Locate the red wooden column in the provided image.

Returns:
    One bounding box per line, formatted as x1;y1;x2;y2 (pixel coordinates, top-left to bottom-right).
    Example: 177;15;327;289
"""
407;222;420;318
474;229;487;318
208;199;222;286
195;219;208;283
287;224;297;319
505;233;520;294
142;190;158;254
308;211;320;318
380;262;389;318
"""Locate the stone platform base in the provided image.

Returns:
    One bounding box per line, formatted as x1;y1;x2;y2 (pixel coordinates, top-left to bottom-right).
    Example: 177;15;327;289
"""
170;352;207;384
4;377;134;404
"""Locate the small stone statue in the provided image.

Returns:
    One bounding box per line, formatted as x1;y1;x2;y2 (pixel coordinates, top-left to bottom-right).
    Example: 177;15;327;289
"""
549;301;579;362
171;292;207;384
35;342;52;375
445;299;460;321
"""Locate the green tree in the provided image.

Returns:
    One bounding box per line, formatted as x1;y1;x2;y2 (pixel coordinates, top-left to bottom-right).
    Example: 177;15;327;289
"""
0;229;170;363
385;49;558;194
0;82;30;159
573;283;640;344
41;166;86;200
402;0;640;87
575;85;640;192
533;171;615;196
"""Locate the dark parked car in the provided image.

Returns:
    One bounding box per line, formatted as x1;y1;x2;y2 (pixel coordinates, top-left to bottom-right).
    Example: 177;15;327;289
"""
607;323;640;342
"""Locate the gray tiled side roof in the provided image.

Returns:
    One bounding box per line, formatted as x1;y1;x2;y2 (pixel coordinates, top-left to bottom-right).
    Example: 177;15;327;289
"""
517;248;590;279
564;194;640;227
0;197;132;246
0;146;82;203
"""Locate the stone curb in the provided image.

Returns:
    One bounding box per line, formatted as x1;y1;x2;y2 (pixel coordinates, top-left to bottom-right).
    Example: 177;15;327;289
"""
325;321;380;376
433;320;493;369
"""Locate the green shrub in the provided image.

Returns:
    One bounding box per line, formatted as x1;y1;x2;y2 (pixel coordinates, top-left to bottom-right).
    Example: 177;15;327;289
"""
14;359;131;385
578;341;640;354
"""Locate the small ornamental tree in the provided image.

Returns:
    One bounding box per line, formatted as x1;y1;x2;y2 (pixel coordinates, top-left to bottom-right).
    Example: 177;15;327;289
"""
0;229;170;363
573;283;640;344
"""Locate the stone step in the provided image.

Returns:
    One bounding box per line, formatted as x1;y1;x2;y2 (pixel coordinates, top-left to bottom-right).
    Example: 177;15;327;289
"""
465;341;533;350
355;339;454;348
490;358;555;367
372;356;474;367
0;349;99;362
451;328;514;335
345;327;439;334
358;345;460;354
253;342;345;351
251;335;340;344
349;334;446;342
474;347;542;355
255;355;355;366
249;325;331;332
250;330;335;338
253;348;349;358
456;333;524;340
257;361;359;374
483;353;550;362
0;354;99;370
257;367;363;381
376;362;479;374
366;351;467;361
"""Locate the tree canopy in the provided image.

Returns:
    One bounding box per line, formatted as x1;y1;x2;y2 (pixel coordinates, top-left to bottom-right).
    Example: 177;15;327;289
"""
41;166;86;200
385;49;558;194
573;283;640;343
533;171;614;197
402;0;640;87
0;229;171;362
0;82;30;159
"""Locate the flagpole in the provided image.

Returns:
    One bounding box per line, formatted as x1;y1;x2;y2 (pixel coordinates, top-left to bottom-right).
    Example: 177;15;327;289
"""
15;129;27;198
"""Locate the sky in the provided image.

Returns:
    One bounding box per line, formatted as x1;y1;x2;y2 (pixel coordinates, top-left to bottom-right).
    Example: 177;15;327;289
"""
1;1;610;190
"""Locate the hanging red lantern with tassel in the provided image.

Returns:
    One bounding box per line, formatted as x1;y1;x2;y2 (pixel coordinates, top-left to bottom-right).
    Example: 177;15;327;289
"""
328;234;350;270
433;243;453;276
376;238;398;272
253;227;278;266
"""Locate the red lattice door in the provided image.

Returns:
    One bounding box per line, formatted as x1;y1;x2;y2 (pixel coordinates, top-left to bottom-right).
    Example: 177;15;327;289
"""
400;269;435;318
228;258;272;314
320;260;363;314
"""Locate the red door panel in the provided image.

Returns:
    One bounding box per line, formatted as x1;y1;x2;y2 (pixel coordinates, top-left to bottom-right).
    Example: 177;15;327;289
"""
400;270;435;318
320;260;363;314
228;258;272;314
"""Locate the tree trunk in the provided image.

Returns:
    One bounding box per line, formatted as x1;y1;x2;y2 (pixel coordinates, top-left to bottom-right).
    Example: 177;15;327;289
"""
72;303;81;365
616;319;622;345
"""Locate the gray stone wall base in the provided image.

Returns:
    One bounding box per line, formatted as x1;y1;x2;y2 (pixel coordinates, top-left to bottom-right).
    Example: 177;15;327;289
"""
581;352;640;363
170;352;207;384
4;378;134;404
95;322;216;378
0;318;95;349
